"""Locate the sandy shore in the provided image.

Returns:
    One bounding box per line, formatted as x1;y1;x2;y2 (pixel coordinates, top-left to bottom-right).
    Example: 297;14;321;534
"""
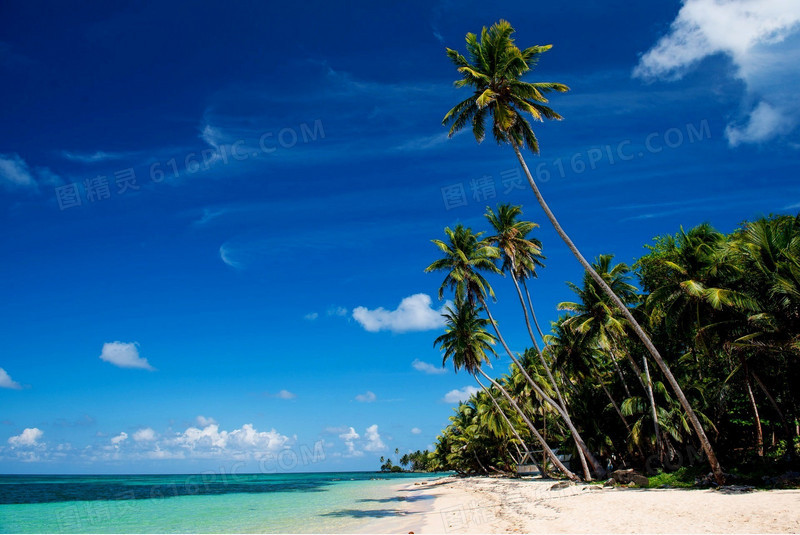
356;476;800;534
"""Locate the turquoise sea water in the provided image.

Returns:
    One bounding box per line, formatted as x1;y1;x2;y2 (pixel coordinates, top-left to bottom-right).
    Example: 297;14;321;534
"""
0;472;446;533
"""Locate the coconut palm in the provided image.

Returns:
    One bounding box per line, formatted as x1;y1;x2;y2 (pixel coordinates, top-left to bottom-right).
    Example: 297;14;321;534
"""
484;203;545;346
558;255;664;457
545;315;641;455
427;224;600;479
434;299;578;479
484;203;602;468
442;19;724;483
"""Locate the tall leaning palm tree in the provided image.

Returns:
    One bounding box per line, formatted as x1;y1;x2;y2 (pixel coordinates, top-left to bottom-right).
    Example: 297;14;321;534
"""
427;224;600;479
442;20;724;484
485;203;602;474
434;300;577;479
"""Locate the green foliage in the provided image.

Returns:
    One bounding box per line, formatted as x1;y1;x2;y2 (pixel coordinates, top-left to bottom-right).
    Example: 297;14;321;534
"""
427;208;800;480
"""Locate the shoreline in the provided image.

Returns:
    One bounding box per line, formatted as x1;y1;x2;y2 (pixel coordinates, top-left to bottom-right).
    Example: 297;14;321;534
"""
357;475;800;533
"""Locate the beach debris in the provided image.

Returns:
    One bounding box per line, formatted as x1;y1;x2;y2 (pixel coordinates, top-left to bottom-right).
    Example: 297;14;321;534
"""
608;469;649;488
761;471;800;489
550;481;575;491
603;478;616;487
718;485;755;493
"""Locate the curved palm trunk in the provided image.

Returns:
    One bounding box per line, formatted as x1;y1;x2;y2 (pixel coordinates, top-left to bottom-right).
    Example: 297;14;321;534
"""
474;374;530;466
619;346;647;393
642;356;664;461
607;348;632;399
512;141;725;485
478;295;596;480
476;367;578;481
508;267;605;478
743;363;764;457
752;370;793;439
521;278;546;342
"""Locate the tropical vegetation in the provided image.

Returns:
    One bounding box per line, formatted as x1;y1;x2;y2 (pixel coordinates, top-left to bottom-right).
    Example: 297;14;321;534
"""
424;211;800;483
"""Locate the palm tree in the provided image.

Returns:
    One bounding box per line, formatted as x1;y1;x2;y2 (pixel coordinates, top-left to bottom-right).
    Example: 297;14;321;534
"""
400;453;410;469
427;224;600;479
485;203;603;475
559;255;664;457
434;300;578;479
485;204;545;347
442;20;724;483
545;315;642;457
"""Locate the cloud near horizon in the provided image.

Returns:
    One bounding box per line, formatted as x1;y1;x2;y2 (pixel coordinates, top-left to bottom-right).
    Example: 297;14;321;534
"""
8;428;43;447
99;342;155;370
352;294;451;333
634;0;800;146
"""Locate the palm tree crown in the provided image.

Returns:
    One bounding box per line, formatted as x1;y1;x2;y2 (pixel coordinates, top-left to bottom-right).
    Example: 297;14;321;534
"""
434;301;497;375
425;224;501;304
442;20;568;152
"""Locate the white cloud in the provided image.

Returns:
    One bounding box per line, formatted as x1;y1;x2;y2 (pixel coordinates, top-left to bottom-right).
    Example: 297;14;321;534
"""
411;427;422;435
0;153;61;191
219;243;243;269
338;427;360;441
443;386;480;404
196;416;217;427
133;428;157;442
338;426;362;457
60;150;133;163
0;153;36;189
352;294;451;333
327;306;348;317
634;0;800;145
726;100;794;144
0;368;22;390
355;391;377;403
363;424;385;452
275;390;296;400
110;432;128;445
412;359;447;375
99;342;154;370
170;423;291;458
304;312;319;321
8;428;43;447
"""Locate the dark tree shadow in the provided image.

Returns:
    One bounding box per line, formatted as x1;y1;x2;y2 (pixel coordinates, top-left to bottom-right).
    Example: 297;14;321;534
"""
320;508;408;519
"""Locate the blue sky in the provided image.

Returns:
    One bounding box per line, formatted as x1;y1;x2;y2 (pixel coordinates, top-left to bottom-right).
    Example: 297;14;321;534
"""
1;0;798;474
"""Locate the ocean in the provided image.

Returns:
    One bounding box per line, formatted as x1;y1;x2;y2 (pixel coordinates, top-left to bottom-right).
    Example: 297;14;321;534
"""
0;472;446;533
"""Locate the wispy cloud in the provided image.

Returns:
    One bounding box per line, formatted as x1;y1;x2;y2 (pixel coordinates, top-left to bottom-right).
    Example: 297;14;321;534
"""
196;416;217;427
0;368;22;390
352;294;452;334
635;0;800;145
264;389;297;400
304;312;319;321
218;243;243;269
0;153;61;191
355;391;377;403
411;359;447;375
60;150;138;163
99;342;155;371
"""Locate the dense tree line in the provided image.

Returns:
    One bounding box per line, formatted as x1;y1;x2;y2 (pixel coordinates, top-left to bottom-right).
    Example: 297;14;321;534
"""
424;212;800;481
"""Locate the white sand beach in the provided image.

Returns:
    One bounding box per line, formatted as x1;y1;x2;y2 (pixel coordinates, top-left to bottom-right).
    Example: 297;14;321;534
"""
357;476;800;534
